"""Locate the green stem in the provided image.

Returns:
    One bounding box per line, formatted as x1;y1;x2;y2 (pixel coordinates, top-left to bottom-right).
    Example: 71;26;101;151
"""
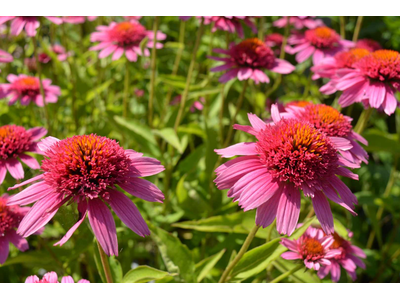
353;16;364;42
219;84;226;142
173;18;205;132
354;108;373;134
123;59;130;118
219;225;260;283
148;16;159;128
258;17;265;40
339;16;346;39
96;240;113;283
270;264;303;283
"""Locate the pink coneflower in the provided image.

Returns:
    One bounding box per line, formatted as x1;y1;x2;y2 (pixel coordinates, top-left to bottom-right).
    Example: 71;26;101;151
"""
90;21;166;62
355;39;382;52
0;17;62;37
134;88;145;98
265;33;284;56
25;271;90;283
203;17;257;38
0;74;61;106
0;49;13;64
282;104;368;167
318;230;366;282
0;125;47;184
214;105;359;235
8;134;165;256
274;16;324;30
38;45;72;64
288;26;354;65
336;49;400;115
210;38;295;84
61;16;97;24
0;194;31;264
281;226;341;270
171;95;205;112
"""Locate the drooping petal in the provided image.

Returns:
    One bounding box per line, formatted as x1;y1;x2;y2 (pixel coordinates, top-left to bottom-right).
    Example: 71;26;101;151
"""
312;191;334;235
19;154;40;169
129;157;165;177
7;230;29;251
5;158;24;180
255;184;284;228
214;142;258;158
119;178;164;203
276;184;301;236
0;237;10;264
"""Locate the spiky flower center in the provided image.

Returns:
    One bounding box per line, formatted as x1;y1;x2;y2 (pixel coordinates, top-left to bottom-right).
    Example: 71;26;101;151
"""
12;77;40;98
296;104;353;137
357;49;400;81
335;48;370;69
0;198;22;235
231;38;276;69
256;119;338;188
42;134;131;199
305;27;340;49
109;21;147;47
286;100;312;108
0;125;33;160
302;238;325;258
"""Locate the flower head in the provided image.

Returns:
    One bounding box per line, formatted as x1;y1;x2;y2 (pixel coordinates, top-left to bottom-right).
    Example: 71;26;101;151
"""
0;74;61;106
204;17;257;38
288;26;354;65
281;226;341;270
61;16;97;24
0;194;32;264
0;125;47;184
171;95;205;112
335;49;400;115
355;39;382;52
210;38;295;84
0;17;62;37
8;134;165;256
0;49;13;64
25;271;90;283
274;16;324;30
90;21;166;62
38;45;71;64
265;33;284;55
214;105;359;235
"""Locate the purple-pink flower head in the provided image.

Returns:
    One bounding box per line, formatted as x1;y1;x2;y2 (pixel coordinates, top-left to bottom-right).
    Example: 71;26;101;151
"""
336;49;400;115
281;226;341;271
0;125;47;184
90;21;166;62
273;16;324;30
214;105;359;236
355;39;382;52
0;17;62;37
283;104;368;167
0;74;61;107
7;134;165;256
0;49;13;64
210;38;295;84
203;17;257;38
25;271;90;283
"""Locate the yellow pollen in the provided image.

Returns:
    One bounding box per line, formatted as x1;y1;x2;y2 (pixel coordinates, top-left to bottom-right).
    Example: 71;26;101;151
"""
314;27;335;39
304;239;324;255
19;77;37;86
371;49;400;63
237;38;265;51
349;48;370;60
114;22;134;33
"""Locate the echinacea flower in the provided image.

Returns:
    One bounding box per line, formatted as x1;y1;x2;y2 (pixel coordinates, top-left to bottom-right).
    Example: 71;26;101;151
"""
61;16;97;24
0;125;47;184
214;105;359;235
274;16;324;30
265;33;284;56
355;39;382;52
171;95;205;112
0;74;61;106
281;226;341;270
90;21;166;62
38;45;72;63
336;49;400;115
25;271;89;283
8;134;165;256
210;38;295;84
318;230;366;282
0;194;31;264
203;17;257;38
282;103;368;167
288;26;354;65
0;17;62;37
0;49;13;64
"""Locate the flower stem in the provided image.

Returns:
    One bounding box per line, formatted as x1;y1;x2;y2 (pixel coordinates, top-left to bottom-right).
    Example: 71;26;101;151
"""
270;264;303;283
354;108;373;134
123;59;130;118
32;35;52;135
96;240;113;283
148;16;159;128
173;18;205;132
353;16;364;42
219;225;260;283
339;16;346;39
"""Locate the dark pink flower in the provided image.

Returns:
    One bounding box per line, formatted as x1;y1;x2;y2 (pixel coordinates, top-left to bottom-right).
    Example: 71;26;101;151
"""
274;16;324;30
90;21;166;62
355;39;382;52
38;45;72;63
281;226;341;270
0;125;47;184
0;49;13;64
0;74;61;106
0;17;62;37
204;17;257;38
61;16;97;24
265;33;284;55
25;271;90;283
214;105;359;235
288;26;354;65
210;38;295;84
8;134;165;256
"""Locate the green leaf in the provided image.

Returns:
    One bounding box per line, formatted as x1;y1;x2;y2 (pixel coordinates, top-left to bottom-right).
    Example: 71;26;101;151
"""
114;116;157;145
109;256;123;283
122;266;175;283
153;128;184;153
229;217;316;281
362;129;400;154
194;249;226;282
148;223;196;282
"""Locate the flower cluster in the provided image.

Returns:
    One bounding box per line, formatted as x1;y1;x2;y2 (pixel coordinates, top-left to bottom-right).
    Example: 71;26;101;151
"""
25;271;89;283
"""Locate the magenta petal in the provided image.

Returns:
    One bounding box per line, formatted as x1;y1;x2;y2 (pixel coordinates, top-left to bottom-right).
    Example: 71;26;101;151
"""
7;230;29;251
129;157;165;177
0;162;6;185
0;237;10;264
270;59;295;74
107;189;150;237
281;251;302;260
7;174;44;191
25;275;40;283
42;272;59;283
5;158;24;180
37;136;60;153
215;142;257;158
7;182;52;206
247;113;267;131
19;154;40;170
26;127;48;140
255;185;283;228
276;184;301;236
61;276;75;283
88;198;118;256
119;178;164;203
312;191;334;235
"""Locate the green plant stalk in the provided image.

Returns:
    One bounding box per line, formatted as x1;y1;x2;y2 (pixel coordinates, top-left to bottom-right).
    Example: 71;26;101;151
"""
173;18;205;132
353;16;364;42
123;59;130;118
354;108;373;134
258;17;265;40
339;16;346;39
219;225;260;283
96;240;114;283
32;35;52;135
148;16;159;128
270;264;303;283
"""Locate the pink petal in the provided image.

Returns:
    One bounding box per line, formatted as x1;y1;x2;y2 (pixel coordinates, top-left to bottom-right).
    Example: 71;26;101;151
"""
255;184;284;228
0;162;6;185
312;191;334;235
119;178;164;203
37;136;60;153
129;157;165;177
270;104;282;123
5;158;24;180
237;68;253;80
368;82;386;108
7;230;29;251
26;127;48;140
276;184;301;236
0;237;10;264
43;272;59;283
214;142;258;158
281;251;302;260
19;154;40;170
25;275;40;283
270;59;295;74
247;113;267;131
61;276;75;283
7;174;44;191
